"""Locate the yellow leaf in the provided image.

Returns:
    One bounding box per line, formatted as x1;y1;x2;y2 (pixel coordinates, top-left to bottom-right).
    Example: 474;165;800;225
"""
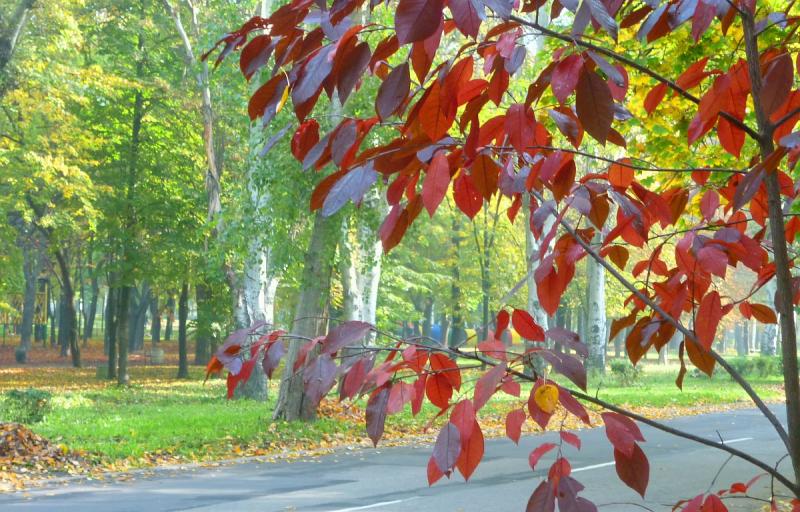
534;384;559;414
275;85;289;115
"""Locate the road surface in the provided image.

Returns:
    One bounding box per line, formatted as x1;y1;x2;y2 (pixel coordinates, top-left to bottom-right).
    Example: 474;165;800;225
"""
0;407;792;511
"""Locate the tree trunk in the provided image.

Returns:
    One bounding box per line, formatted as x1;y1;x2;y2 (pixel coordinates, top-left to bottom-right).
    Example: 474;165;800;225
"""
19;240;37;350
115;285;131;385
58;294;67;356
586;232;607;372
54;250;80;367
149;295;161;345
105;285;117;379
83;274;99;345
163;295;174;341
449;217;466;347
128;283;150;352
273;211;340;421
742;12;800;487
0;0;35;78
177;283;189;379
48;294;56;347
194;283;211;365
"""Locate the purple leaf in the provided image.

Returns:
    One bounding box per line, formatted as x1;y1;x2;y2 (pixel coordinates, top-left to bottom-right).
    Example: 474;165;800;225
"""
366;386;390;446
303;353;338;407
292;45;335;106
432;422;461;472
322;321;374;355
262;341;285;379
322;164;378;217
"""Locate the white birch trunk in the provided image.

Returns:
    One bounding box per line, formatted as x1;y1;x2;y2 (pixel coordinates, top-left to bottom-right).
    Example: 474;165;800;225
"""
586;231;607;371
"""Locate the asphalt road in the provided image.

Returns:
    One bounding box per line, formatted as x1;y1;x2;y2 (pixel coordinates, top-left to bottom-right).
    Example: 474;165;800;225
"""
0;407;792;511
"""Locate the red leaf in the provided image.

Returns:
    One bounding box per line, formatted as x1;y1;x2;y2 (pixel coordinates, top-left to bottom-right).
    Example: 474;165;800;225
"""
526;480;556;512
697;246;727;278
496;309;510;334
303;353;338;407
450;399;476;441
422;150;451;216
366;386;390;446
386;381;416;414
512;309;545;341
471;153;500;200
323;321;373;355
686;338;716;376
699;190;719;221
248;74;288;121
337;42;371;104
575;69;614;144
455;420;484;480
761;53;793;117
426;372;453;410
432;422;461;472
750;303;778;324
419;80;456;142
411;374;427;415
560;431;581;450
614;443;649;498
376;63;410;120
718;117;745;158
692;0;715;41
528;442;557;470
609;159;634;188
395;0;444;44
448;0;481;38
702;494;728;512
239;34;272;80
676;57;710;90
559;387;591;424
427;456;444;485
695;290;723;350
453;172;483;219
473;362;506;411
506;103;536;153
341;357;373;400
505;408;526;444
602;412;644;457
430;353;462;390
551;55;583;104
291;120;320;162
643;83;667;115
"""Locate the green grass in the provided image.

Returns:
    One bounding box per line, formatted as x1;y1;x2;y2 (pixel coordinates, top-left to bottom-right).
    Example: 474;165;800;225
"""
0;358;788;465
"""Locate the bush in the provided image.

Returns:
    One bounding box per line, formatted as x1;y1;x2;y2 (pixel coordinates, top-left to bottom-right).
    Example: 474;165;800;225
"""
14;347;27;363
1;388;53;424
609;359;644;387
725;356;782;379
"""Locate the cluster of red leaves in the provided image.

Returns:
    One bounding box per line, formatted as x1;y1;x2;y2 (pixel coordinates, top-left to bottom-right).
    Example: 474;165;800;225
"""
204;0;800;509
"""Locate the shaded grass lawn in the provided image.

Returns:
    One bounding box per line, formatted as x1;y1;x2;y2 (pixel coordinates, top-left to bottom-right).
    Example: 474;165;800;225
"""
0;358;787;466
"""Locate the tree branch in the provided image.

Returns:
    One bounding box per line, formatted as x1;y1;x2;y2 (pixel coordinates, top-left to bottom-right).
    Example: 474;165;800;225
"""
527;188;793;454
510;15;761;141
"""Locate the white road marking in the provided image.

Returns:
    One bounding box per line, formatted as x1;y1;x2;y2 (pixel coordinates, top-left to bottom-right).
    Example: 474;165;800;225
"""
722;437;753;444
572;461;616;473
569;438;752;474
328;498;415;512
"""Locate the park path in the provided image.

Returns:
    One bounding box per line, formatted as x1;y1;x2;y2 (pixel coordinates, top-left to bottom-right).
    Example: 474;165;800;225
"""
0;407;790;511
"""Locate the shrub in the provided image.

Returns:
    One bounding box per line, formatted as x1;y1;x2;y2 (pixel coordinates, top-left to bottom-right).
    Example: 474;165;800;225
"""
609;359;644;387
14;347;27;363
1;388;53;424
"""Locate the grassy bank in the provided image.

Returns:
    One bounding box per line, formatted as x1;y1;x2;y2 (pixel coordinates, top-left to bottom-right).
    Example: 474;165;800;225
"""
0;358;786;468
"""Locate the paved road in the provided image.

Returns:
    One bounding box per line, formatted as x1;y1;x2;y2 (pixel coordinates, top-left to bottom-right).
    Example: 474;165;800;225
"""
0;408;792;511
